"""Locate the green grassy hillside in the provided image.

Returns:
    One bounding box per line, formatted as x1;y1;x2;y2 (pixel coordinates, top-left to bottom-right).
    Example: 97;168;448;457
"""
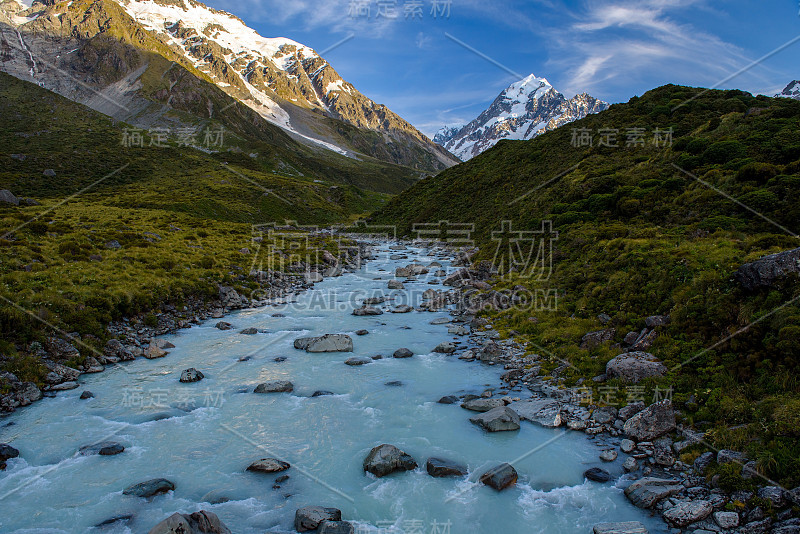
0;72;383;380
371;85;800;486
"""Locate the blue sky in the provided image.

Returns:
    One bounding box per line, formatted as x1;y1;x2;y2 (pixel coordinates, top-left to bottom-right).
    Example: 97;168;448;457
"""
204;0;800;137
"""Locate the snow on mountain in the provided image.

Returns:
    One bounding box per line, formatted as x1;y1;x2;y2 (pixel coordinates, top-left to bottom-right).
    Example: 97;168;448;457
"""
115;0;455;167
775;80;800;100
438;74;609;161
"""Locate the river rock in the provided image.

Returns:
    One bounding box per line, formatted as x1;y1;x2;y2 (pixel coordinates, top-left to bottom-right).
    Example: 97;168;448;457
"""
295;507;342;532
623;457;639;472
104;339;134;361
592;522;649;534
624;477;683;508
123;478;175;498
144;344;167;359
353;306;383;316
618;402;646;421
294;334;353;353
317;520;354;534
355;329;369;336
693;451;714;474
477;341;504;362
600;450;618;462
180;368;204;383
433;342;457;354
239;328;259;335
507;399;562;427
438;395;459;404
254;381;293;393
585;467;612;482
247;458;290;473
663;499;712;526
469;406;520;432
312;391;335;397
148;510;231;534
620;439;635;453
363;444;417;477
461;398;504;412
430;317;450;325
390;305;413;313
426;457;467;477
0;443;19;469
387;280;405;290
606;352;667;383
79;441;125;456
80;390;94;399
215;322;233;330
345;357;372;366
393;348;413;358
623;400;675;441
713;511;740;529
50;381;79;391
479;463;517;491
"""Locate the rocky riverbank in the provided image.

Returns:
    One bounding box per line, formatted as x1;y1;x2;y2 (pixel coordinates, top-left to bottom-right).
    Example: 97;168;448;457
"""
429;248;800;534
0;241;375;415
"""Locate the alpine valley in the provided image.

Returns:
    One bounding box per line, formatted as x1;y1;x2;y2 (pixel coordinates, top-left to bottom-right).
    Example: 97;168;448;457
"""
434;74;609;161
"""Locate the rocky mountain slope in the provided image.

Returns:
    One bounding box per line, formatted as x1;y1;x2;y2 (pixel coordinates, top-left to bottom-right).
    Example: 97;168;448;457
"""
372;84;800;487
436;74;608;161
0;0;457;172
776;80;800;100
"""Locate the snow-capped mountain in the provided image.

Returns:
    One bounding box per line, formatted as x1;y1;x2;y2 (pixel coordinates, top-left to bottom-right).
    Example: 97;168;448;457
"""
437;74;609;161
775;80;800;100
0;0;456;171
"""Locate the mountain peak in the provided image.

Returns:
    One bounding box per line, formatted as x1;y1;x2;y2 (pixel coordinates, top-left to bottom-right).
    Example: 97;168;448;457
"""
776;80;800;100
436;74;608;160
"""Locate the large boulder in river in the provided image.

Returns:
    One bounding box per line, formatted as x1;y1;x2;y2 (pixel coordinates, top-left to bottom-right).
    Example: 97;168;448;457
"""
294;334;353;353
0;443;20;469
247;458;290;473
363;444;417;477
79;441;124;456
318;520;355;534
469;406;520;432
179;368;204;383
295;507;342;532
734;247;800;290
148;510;231;534
507;399;563;427
623;400;675;441
254;380;293;393
479;463;517;491
352;306;383;316
592;522;649;534
123;478;175;498
461;398;504;412
606;352;667;383
393;348;413;358
426;457;467;477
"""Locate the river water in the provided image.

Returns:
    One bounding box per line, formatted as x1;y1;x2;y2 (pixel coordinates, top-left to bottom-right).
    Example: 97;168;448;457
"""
0;243;667;533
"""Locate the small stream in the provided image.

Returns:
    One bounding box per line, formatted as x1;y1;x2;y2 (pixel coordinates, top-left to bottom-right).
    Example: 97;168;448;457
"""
0;243;668;533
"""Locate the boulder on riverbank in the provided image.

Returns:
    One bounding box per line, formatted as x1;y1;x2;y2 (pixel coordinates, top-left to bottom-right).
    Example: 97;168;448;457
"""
433;342;456;354
461;398;504;412
662;499;712;527
247;458;290;473
254;381;293;393
507;399;562;427
123;478;175;498
624;477;682;508
605;352;667;383
148;510;231;534
623;400;676;441
294;334;353;353
469;406;520;432
295;507;342;532
363;444;417;477
479;463;517;490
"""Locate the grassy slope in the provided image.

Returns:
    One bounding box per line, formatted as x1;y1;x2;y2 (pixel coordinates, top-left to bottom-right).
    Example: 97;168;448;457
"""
371;85;800;487
0;72;382;380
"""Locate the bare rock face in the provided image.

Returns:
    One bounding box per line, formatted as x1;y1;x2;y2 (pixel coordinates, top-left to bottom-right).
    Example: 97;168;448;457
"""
606;352;667;383
623;400;676;441
363;444;417;477
148;510;231;534
734;247;800;290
